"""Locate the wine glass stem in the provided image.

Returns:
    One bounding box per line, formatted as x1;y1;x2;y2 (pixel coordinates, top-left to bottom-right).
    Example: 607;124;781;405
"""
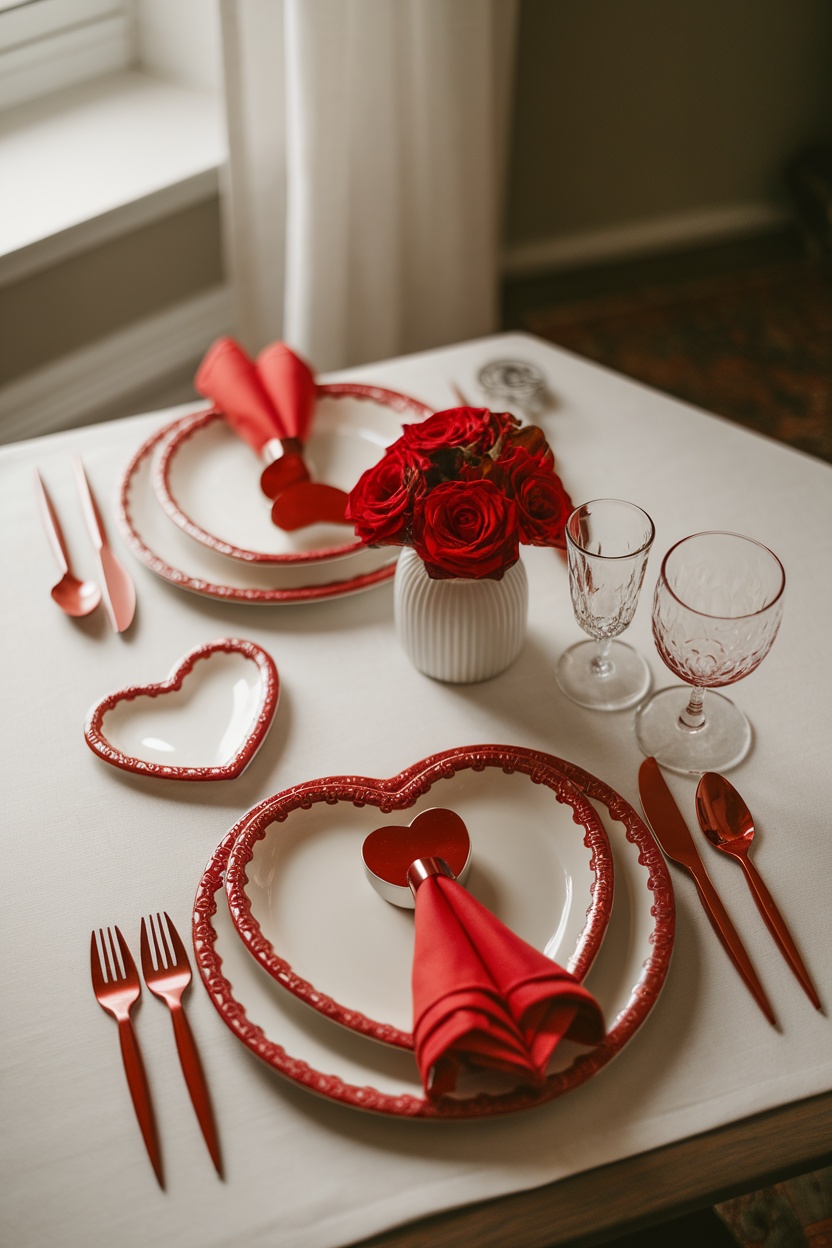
591;638;614;678
679;686;706;731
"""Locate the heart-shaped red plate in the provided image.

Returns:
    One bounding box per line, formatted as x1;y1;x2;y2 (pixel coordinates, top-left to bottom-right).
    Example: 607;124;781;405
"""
225;745;616;1048
199;746;674;1118
84;638;278;781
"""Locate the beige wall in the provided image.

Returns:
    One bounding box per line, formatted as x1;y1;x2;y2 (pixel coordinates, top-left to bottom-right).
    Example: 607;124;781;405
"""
506;0;832;246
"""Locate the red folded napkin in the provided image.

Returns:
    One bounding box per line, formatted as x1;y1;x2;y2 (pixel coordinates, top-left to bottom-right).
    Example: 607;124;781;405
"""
411;869;605;1099
195;337;278;455
256;341;316;444
194;337;316;453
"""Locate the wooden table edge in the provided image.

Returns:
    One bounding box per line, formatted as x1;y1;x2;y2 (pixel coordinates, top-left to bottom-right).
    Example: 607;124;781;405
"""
353;1091;832;1248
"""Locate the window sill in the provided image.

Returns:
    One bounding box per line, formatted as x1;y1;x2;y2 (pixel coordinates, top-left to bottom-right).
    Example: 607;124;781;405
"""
0;69;226;286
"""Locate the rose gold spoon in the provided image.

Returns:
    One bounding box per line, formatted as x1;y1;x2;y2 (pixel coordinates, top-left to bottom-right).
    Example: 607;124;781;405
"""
696;772;821;1010
34;470;101;617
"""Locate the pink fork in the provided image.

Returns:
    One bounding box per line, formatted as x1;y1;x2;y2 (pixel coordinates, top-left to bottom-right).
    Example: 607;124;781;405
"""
90;926;163;1187
140;913;222;1175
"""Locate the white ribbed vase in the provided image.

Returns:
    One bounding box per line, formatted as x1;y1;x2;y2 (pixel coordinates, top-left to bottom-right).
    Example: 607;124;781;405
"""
393;547;528;683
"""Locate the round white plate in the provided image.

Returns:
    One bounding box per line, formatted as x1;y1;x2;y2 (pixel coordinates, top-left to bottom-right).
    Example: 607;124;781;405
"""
118;414;405;604
225;746;615;1047
193;745;675;1118
154;384;431;565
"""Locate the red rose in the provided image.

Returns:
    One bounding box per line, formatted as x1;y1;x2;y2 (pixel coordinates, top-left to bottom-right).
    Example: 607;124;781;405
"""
502;448;572;547
412;478;519;579
346;447;424;544
503;423;555;470
489;409;522;446
402;407;498;455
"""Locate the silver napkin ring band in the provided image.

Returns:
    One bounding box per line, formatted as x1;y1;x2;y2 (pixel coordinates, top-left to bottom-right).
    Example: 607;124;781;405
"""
407;856;455;897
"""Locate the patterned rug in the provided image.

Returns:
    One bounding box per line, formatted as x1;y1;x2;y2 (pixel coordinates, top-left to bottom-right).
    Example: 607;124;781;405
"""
715;1167;832;1248
525;260;832;464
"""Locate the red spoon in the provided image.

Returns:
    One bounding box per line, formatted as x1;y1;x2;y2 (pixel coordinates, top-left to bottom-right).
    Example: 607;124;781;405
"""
34;470;101;617
696;772;821;1010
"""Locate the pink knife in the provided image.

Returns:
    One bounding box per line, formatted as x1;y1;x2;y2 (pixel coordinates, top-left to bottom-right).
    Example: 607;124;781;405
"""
74;459;136;633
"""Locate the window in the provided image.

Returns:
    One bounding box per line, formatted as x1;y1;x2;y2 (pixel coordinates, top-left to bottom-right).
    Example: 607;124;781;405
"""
0;0;131;112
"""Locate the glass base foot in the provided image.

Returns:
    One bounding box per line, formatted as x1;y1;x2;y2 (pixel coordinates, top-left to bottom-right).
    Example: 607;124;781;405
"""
556;640;651;711
634;686;752;774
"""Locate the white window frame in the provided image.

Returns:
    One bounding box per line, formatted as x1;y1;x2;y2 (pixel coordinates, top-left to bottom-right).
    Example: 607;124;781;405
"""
0;0;133;113
0;0;225;287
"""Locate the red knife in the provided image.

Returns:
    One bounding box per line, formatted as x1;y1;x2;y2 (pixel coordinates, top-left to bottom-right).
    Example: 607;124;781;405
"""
638;756;776;1026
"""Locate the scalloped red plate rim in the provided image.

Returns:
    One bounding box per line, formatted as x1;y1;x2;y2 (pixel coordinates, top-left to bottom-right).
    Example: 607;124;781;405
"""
116;382;433;603
193;744;675;1118
225;748;616;1049
84;637;279;781
119;419;398;601
152;383;433;566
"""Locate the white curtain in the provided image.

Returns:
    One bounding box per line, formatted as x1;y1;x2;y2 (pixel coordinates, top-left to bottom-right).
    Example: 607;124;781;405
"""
219;0;518;372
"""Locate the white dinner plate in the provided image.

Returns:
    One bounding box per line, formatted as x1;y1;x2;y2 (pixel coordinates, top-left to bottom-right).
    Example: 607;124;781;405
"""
153;384;431;565
224;746;615;1047
193;745;675;1119
118;408;413;604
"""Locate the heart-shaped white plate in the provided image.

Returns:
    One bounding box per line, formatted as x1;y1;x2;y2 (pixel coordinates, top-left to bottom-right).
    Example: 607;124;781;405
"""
195;746;674;1118
225;747;614;1046
84;638;279;780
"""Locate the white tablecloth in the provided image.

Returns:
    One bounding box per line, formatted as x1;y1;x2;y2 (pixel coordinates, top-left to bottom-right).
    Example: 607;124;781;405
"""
1;333;830;1248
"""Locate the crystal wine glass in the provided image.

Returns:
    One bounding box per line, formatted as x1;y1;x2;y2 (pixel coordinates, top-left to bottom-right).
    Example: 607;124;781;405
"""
556;499;655;711
634;531;785;774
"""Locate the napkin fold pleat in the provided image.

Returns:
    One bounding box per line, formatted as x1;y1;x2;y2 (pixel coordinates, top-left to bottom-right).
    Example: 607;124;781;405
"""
412;873;604;1099
195;337;278;454
256;341;316;443
194;337;316;452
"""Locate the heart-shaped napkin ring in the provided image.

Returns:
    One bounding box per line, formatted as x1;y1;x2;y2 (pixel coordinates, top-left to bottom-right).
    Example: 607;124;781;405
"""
84;638;279;781
362;808;472;908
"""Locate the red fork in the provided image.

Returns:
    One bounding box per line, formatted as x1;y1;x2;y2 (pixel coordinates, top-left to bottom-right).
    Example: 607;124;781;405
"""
90;927;164;1187
140;913;222;1176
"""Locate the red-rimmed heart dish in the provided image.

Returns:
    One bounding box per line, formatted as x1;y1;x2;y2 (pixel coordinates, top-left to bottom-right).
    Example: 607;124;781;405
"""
194;745;675;1118
84;638;279;781
225;748;615;1049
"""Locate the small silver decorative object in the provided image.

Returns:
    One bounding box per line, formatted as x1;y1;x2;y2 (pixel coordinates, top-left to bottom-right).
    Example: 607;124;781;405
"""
477;359;546;415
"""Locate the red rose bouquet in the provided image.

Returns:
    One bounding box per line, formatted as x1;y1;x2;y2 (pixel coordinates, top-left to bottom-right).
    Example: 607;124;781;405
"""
346;407;573;580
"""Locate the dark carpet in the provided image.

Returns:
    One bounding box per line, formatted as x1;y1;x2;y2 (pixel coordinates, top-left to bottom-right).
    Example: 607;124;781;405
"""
506;240;832;466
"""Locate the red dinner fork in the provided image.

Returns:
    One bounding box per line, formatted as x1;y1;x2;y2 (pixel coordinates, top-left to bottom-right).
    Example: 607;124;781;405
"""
90;926;164;1187
140;913;222;1175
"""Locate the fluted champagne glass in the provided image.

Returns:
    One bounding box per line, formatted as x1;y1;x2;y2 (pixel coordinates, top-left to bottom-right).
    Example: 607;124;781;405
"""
557;499;655;711
634;531;785;773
